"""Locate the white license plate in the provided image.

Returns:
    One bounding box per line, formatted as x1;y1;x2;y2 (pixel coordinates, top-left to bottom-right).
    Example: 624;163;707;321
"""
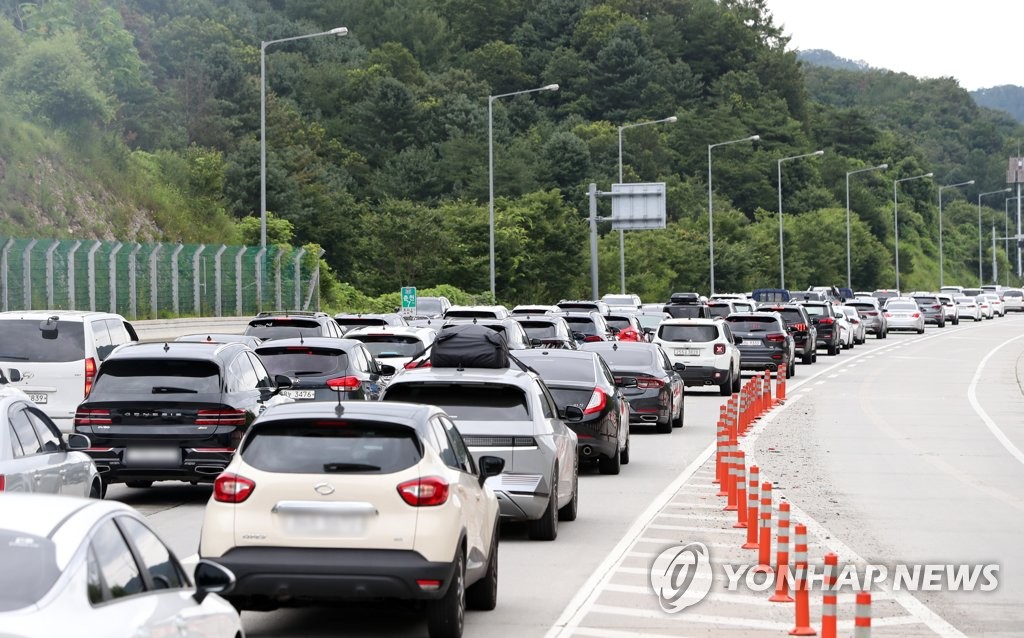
674;348;701;357
283;390;316;399
125;447;180;467
27;393;48;404
280;512;368;537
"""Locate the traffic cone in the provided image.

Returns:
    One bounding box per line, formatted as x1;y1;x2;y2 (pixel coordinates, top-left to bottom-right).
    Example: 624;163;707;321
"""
734;452;748;527
854;591;871;638
754;481;774;573
743;466;760;549
821;553;838;638
770;502;793;602
725;449;738;511
789;523;816;636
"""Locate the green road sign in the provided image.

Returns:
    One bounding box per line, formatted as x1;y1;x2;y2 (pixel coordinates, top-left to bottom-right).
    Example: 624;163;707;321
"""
401;286;417;315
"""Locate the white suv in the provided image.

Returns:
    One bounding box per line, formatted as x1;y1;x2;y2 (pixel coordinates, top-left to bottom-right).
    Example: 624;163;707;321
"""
200;401;504;637
653;318;741;396
1001;288;1024;312
0;311;137;432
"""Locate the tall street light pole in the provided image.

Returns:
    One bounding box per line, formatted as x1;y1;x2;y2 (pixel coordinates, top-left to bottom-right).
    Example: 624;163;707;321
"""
776;150;823;288
937;180;974;288
977;189;1011;286
488;83;559;298
893;172;933;292
1006;196;1021;284
845;163;887;289
708;134;759;295
261;27;348;249
616;115;677;294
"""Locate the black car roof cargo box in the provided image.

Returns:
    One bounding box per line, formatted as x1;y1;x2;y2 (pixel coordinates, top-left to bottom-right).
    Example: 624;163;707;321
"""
430;324;510;369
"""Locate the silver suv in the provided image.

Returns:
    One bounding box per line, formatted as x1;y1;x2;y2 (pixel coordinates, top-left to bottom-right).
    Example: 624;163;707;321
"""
381;367;580;541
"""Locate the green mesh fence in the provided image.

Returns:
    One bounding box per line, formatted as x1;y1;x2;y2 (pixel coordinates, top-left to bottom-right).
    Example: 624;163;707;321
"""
0;238;317;319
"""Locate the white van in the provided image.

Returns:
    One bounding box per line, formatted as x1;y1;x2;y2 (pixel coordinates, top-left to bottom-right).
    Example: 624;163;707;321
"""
0;311;138;432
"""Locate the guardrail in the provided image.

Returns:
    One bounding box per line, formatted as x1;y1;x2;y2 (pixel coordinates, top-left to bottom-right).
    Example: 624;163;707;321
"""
132;317;250;341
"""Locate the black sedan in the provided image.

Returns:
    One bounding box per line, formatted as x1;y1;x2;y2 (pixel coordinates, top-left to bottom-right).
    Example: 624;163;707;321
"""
515;349;631;474
580;342;684;434
254;338;396;402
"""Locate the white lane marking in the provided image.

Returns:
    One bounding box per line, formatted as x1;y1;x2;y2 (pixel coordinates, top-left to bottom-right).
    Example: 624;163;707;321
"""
966;332;1024;466
588;604;792;631
828;374;840;378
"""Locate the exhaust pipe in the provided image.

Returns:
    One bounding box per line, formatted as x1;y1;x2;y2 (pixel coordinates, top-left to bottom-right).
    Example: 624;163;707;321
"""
581;445;593;457
640;415;659;422
194;465;225;475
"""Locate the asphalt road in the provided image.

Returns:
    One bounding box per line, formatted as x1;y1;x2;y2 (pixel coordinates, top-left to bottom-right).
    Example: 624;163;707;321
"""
115;316;1024;637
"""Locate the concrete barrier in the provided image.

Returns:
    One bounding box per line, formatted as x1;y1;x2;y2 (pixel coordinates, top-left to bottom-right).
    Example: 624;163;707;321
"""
132;317;250;342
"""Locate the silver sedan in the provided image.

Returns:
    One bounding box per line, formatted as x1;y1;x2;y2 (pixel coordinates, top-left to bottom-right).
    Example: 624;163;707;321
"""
841;306;867;344
884;301;925;333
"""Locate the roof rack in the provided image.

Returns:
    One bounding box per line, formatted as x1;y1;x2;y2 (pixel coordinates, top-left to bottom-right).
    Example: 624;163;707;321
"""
254;310;327;317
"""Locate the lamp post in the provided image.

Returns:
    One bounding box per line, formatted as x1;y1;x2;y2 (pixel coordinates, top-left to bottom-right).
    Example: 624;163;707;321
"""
845;163;888;289
708;134;759;295
777;150;824;288
1006;196;1022;285
616;115;677;293
893;172;933;292
488;83;559;298
260;27;348;249
977;189;1011;286
937;179;974;288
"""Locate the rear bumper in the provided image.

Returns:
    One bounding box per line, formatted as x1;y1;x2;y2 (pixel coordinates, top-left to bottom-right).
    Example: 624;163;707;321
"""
675;365;730;386
738;349;787;370
84;447;232;484
207;547;456;602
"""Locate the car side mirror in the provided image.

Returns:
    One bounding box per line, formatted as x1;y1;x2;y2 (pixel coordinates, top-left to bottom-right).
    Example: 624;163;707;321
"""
66;433;91;451
378;363;396;376
6;368;21;383
615;376;638;388
477;455;505;486
530;338;543;347
273;374;293;389
673;362;686;373
609;326;620;334
193;559;236;604
563;405;584;423
733;336;743;345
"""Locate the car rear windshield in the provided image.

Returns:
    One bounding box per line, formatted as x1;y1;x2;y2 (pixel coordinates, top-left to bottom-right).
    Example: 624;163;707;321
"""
245;319;322;340
802;305;827;317
89;359;220;398
0;530;59;612
887;302;918;311
664;305;704;318
564;317;598;332
1004;290;1023;298
846;303;875;310
347;335;422;359
774;309;807;324
725;317;780;332
955;297;976;304
590;348;656;367
707;305;731;319
417;299;444;315
384;384;530;421
519;322;561;339
517;356;596;384
241;421;421;474
912;296;938;304
257;347;348;377
0;319;86;363
336;318;388;330
658;325;718;342
605;317;633;330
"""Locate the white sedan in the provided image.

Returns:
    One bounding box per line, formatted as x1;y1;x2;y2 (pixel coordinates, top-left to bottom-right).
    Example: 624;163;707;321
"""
0;493;242;638
955;297;982;321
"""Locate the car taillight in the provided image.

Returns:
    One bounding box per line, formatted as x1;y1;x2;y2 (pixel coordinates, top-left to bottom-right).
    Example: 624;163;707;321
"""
932;305;941;310
866;311;878;316
213;473;255;503
713;343;726;355
404;360;431;369
0;475;5;491
884;312;892;318
583;388;607;415
583;335;604;342
327;376;362;391
397;476;449;507
74;407;111;426
766;333;786;343
912;313;921;318
636;377;665;389
84;357;97;397
818;317;834;325
195;409;247;426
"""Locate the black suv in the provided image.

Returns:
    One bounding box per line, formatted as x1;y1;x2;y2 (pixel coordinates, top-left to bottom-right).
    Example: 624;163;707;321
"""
798;301;842;356
759;303;817;365
723;312;795;376
244;311;344;341
74;342;292;488
254;337;396;402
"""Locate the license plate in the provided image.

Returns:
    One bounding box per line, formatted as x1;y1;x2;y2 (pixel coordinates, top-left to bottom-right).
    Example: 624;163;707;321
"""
280;512;368;537
125;447;181;467
283;389;316;399
674;348;700;357
27;393;48;404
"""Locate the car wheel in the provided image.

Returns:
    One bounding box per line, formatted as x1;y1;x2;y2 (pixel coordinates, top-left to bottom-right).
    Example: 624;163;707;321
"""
598;447;621;475
89;479;104;499
801;350;813;365
787;361;795;378
620;433;630;465
529;486;559;541
731;370;742;392
427;551;465;638
827;343;838;356
953;318;959;326
718;372;732;396
466;526;499;611
938;320;945;328
672;397;684;428
125;481;153;489
812;352;818;362
917;327;925;334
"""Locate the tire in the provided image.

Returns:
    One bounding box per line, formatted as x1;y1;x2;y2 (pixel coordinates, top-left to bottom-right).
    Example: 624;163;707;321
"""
953;318;959;326
876;330;884;340
598;448;621;475
672;397;684;428
731;370;742;392
655;403;672;433
787;361;795;378
801;350;813;365
528;473;559;540
558;462;579;520
938;320;945;328
89;479;104;499
466;527;498;611
827;343;838;356
812;352;818;363
427;551;465;638
125;480;153;489
718;372;732;396
620;433;630;465
917;327;925;334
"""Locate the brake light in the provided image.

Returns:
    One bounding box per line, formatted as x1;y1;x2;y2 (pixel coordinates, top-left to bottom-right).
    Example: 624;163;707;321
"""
884;313;892;318
74;408;112;426
793;323;807;332
932;305;941;310
195;409;247;426
326;376;361;391
583;335;604;342
766;333;786;343
912;313;921;318
713;343;726;355
636;377;665;389
866;311;878;316
404;360;431;369
583;388;607;415
397;476;449;506
84;357;97;397
0;475;5;491
213;473;255;503
818;317;834;325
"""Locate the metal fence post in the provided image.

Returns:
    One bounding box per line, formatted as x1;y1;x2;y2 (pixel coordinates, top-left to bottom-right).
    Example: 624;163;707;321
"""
214;245;227;317
255;247;266;314
293;247;306;310
306;248;326;311
23;239;38;310
171;244;183;315
193;245;206;316
128;244;141;320
235;246;245;317
274;249;284;311
1;238;13;311
67;240;82;310
150;245;162;319
108;242;123;314
87;241;101;311
45;240;59;308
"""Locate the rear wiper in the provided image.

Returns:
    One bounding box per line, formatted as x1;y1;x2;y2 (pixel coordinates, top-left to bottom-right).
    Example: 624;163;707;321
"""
292;370;325;376
0;353;29;360
323;462;381;472
151;386;198;394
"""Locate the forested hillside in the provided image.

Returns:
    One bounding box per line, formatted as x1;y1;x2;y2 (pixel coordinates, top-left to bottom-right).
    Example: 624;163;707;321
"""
0;0;1021;306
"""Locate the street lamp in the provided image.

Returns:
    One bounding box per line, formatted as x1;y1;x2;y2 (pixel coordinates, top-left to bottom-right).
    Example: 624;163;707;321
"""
708;134;759;295
488;83;559;298
845;163;887;289
260;26;348;249
977;189;1011;285
1005;196;1022;284
616;115;677;293
777;150;824;288
937;179;974;288
893;172;933;292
